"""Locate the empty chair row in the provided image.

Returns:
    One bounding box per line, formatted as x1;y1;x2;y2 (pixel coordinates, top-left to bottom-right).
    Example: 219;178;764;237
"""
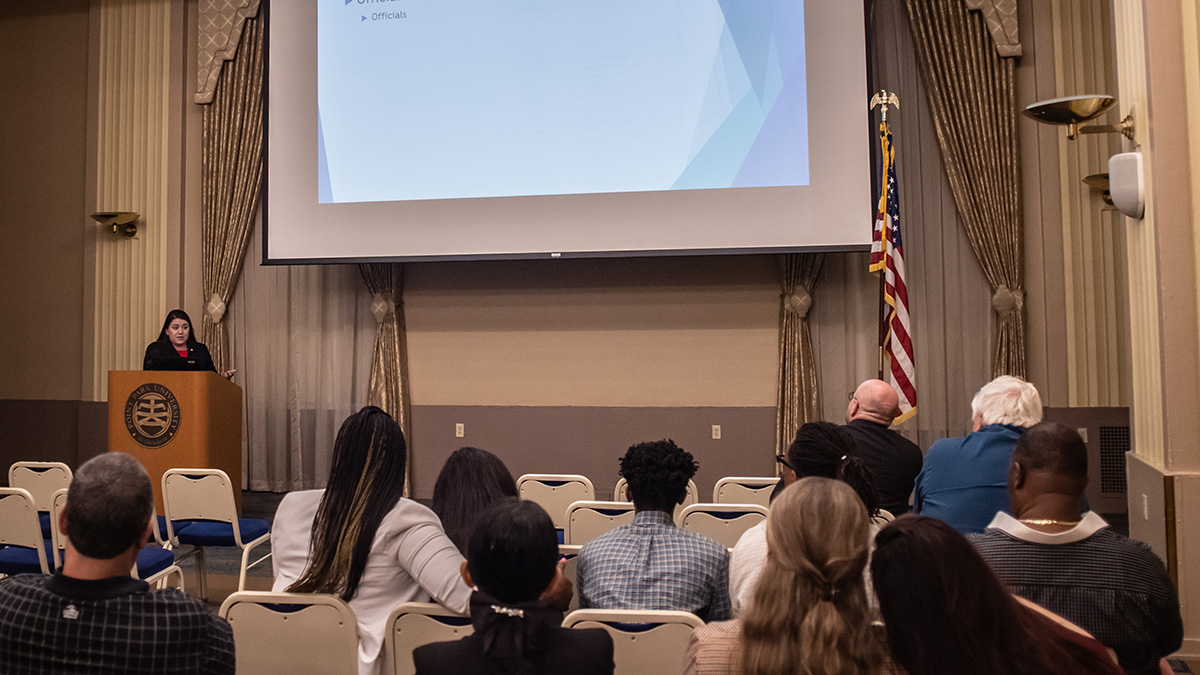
221;591;703;675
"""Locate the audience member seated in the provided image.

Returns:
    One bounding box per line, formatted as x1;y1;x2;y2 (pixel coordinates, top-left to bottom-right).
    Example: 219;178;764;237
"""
871;515;1124;675
914;375;1042;533
842;378;923;515
685;477;885;675
272;406;470;675
414;499;614;675
576;439;731;621
729;422;880;616
0;453;235;674
970;422;1183;675
431;446;519;555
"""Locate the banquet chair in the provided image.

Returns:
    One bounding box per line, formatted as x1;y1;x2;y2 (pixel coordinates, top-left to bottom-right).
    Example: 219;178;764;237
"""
49;488;181;589
678;503;769;549
564;501;635;546
562;609;704;675
161;468;271;598
0;487;52;576
8;461;72;539
220;591;358;675
384;602;474;675
517;474;595;533
711;476;780;507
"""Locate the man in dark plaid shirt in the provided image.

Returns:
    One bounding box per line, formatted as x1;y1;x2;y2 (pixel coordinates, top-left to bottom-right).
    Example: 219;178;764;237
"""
970;423;1182;675
0;452;235;674
577;440;731;622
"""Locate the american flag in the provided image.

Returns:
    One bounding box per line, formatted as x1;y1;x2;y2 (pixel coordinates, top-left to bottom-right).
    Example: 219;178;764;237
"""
869;121;916;423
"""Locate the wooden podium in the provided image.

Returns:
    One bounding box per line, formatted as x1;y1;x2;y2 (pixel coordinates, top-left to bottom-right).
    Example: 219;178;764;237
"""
108;370;242;515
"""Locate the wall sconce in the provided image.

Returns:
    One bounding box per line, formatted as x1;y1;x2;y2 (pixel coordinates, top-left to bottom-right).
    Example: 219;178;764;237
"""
90;211;140;238
1022;95;1134;141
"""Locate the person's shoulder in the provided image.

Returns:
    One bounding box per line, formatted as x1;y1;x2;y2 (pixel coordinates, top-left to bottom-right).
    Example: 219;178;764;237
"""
0;573;50;599
413;635;488;673
691;618;740;642
382;496;445;529
149;587;225;616
552;625;614;654
1089;529;1170;568
675;527;731;561
580;525;631;556
925;435;965;455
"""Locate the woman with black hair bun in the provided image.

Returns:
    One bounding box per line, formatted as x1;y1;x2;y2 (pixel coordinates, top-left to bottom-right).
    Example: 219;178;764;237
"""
272;407;470;675
414;499;614;675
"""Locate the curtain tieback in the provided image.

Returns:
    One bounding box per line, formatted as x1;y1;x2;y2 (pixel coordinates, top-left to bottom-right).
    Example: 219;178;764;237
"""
371;293;396;324
205;293;227;324
784;289;813;319
991;286;1024;318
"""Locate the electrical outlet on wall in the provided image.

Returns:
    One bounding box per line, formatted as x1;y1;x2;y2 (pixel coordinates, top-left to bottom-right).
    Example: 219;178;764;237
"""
455;423;464;438
712;425;721;440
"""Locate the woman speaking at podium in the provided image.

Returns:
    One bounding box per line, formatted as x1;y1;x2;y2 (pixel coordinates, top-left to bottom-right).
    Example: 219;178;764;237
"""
143;309;234;379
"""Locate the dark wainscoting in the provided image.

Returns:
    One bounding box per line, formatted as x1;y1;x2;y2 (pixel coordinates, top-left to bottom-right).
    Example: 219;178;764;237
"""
407;405;779;501
0;399;108;482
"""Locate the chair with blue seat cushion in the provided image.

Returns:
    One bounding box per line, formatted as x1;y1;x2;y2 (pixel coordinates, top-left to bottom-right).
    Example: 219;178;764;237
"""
562;609;703;675
517;474;595;536
564;500;635;546
161;468;271;598
219;591;358;675
712;477;780;507
8;462;73;540
384;602;474;675
0;487;52;576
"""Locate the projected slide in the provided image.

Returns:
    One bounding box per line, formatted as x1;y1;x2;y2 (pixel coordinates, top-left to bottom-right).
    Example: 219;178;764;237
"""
317;0;807;203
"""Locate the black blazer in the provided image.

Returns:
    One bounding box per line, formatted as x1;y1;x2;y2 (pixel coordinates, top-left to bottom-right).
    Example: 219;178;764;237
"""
143;341;217;373
413;628;614;675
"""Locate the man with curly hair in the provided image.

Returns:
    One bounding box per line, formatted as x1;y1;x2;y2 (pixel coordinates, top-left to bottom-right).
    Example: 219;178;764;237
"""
576;440;731;621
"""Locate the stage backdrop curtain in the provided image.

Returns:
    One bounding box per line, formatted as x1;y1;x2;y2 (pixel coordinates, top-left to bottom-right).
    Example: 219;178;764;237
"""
227;220;375;491
358;263;414;497
810;0;994;450
199;14;264;372
903;0;1026;378
775;253;826;455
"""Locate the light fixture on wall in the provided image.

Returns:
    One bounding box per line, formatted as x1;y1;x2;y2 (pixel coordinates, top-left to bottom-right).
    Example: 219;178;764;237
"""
90;211;140;238
1024;95;1143;219
1022;95;1134;141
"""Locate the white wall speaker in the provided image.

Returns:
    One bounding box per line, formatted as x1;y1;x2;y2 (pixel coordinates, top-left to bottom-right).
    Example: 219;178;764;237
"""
1108;151;1144;219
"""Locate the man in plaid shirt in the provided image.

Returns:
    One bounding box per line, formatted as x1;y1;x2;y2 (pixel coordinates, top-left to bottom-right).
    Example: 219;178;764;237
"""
0;452;235;674
577;440;731;622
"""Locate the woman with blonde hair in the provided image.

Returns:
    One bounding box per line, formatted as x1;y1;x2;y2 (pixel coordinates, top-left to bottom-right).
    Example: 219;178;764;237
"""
685;477;883;675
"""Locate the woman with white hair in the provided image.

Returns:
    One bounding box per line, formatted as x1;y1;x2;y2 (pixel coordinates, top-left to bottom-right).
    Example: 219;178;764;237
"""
912;375;1042;534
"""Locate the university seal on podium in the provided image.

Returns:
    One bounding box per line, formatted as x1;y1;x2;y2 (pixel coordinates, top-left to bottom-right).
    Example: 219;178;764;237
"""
124;383;181;448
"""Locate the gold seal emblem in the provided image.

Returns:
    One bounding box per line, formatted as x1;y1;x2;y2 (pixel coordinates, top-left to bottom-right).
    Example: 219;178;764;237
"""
124;383;181;448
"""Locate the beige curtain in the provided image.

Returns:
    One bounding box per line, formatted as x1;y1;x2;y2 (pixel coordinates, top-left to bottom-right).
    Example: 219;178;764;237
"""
775;253;826;455
200;15;264;371
359;263;414;496
903;0;1026;378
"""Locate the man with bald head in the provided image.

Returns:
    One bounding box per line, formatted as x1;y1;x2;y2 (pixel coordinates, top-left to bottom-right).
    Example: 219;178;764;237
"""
841;379;923;514
971;422;1181;675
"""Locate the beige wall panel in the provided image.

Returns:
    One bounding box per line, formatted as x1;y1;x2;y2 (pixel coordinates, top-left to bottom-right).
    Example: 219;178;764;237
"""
404;256;780;407
0;2;90;401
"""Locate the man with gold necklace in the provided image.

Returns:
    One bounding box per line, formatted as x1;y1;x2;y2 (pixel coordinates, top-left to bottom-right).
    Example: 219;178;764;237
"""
970;422;1181;675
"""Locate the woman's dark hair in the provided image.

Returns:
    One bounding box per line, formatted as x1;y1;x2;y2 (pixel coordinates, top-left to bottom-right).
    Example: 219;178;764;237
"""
787;422;880;516
432;447;518;554
156;308;200;347
467;498;559;605
287;406;407;601
870;515;1122;675
619;439;698;512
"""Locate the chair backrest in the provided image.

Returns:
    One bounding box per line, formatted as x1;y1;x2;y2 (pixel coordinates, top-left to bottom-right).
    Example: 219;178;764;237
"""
678;503;769;549
712;477;779;507
49;488;68;569
384;602;474;675
219;591;359;675
613;478;698;523
562;609;703;675
517;474;595;529
564;501;636;546
0;488;50;574
8;462;72;511
161;468;241;543
872;508;896;525
559;544;582;612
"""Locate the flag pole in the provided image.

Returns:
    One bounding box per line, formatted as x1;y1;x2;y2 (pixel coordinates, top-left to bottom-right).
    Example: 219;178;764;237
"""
869;91;899;381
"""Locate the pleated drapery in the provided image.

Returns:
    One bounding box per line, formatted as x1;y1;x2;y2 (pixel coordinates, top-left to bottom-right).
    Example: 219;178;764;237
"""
903;0;1026;378
358;263;414;497
200;15;264;372
775;253;826;456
